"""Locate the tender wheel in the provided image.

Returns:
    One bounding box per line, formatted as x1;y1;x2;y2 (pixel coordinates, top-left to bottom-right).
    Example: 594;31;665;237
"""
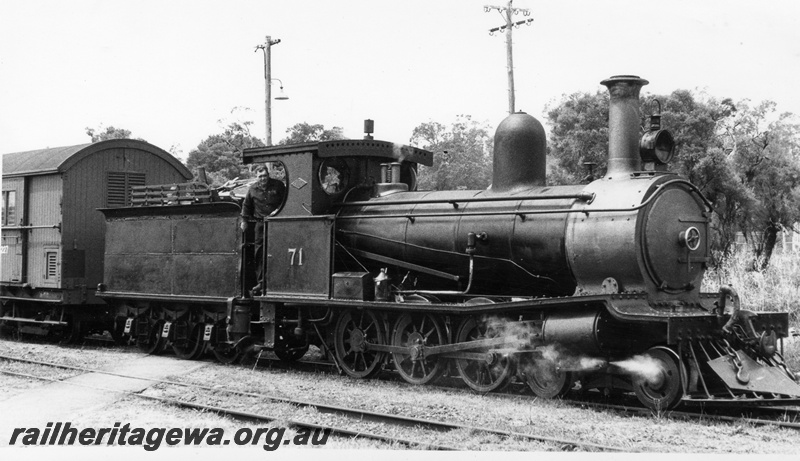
521;354;573;399
334;309;385;378
633;346;686;411
391;313;447;385
454;317;514;392
137;318;168;355
172;322;206;360
109;316;131;345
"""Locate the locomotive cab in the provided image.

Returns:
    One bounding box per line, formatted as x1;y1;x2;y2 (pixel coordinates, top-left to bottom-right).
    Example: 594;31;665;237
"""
242;139;433;216
239;140;434;300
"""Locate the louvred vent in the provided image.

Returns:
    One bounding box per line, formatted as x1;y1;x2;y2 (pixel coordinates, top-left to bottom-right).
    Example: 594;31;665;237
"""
107;172;146;207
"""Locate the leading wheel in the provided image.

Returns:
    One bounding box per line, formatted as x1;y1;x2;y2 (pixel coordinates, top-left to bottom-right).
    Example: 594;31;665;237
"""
454;317;514;392
334;309;385;378
521;354;573;399
391;313;447;385
632;346;686;411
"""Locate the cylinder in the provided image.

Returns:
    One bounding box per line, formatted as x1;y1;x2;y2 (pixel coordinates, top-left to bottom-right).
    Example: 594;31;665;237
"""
600;75;649;178
542;309;603;356
491;112;547;192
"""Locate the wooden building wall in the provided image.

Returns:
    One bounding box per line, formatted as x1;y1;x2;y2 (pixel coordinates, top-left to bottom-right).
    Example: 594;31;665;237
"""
26;174;62;288
61;144;192;299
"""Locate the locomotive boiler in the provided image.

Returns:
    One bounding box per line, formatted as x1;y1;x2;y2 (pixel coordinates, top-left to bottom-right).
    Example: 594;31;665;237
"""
97;75;800;410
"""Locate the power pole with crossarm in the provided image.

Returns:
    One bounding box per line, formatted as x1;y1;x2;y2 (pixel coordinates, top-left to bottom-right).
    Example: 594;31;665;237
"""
485;1;534;114
255;36;282;146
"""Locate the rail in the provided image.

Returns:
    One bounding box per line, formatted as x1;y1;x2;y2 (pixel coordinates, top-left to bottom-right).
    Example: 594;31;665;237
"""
336;191;595;208
336;179;713;221
1;224;61;230
0;353;628;451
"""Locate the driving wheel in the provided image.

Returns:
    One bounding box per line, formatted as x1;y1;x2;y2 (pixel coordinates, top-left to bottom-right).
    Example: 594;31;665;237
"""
521;354;573;399
391;313;447;385
334;309;385;378
454;317;514;392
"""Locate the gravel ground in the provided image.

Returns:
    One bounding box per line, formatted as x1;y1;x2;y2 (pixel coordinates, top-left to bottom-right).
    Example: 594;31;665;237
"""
168;363;800;453
1;338;800;453
0;339;145;401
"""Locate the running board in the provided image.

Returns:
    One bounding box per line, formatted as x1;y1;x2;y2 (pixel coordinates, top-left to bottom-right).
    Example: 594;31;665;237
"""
0;316;68;326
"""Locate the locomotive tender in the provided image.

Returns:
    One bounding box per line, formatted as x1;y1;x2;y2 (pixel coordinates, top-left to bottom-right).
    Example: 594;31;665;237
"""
94;76;800;409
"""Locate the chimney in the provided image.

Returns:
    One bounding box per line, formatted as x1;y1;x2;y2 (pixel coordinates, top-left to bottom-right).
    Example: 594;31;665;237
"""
600;75;649;178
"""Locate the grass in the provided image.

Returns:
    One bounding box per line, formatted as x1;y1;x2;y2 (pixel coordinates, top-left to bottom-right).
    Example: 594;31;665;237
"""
702;249;800;369
703;250;800;322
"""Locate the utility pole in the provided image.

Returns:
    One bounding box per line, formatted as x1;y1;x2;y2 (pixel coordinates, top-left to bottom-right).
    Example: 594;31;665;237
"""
485;1;533;114
255;36;281;145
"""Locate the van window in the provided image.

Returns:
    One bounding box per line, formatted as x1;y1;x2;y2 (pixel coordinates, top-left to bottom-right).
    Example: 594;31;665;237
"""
1;190;16;226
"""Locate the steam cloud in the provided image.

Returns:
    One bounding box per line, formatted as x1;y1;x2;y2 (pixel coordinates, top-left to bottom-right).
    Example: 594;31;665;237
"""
392;143;408;164
483;316;604;371
478;316;666;389
609;355;663;385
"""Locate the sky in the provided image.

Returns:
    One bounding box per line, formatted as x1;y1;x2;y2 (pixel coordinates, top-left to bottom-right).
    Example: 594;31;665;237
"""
2;0;800;160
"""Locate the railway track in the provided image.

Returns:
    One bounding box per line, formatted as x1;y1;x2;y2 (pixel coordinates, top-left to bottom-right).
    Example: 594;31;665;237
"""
255;352;800;431
425;379;800;431
10;339;800;434
0;352;627;451
4;337;800;448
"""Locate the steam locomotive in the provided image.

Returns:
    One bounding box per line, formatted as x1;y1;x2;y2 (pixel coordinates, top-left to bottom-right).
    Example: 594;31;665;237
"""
42;76;800;409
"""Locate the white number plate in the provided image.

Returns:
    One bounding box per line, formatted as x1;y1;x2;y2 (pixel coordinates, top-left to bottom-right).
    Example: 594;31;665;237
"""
161;321;172;338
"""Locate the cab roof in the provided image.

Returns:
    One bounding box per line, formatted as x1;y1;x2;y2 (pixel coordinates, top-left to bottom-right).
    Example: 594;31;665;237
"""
243;139;434;167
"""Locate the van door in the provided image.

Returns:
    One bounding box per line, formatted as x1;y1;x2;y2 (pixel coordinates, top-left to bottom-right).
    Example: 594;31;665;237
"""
1;181;23;282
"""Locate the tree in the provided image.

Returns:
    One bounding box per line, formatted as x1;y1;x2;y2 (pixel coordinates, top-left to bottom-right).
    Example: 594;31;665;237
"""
641;91;754;260
544;90;610;184
185;118;265;186
409;115;493;190
278;123;344;144
720;101;800;268
85;125;141;143
544;88;800;267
